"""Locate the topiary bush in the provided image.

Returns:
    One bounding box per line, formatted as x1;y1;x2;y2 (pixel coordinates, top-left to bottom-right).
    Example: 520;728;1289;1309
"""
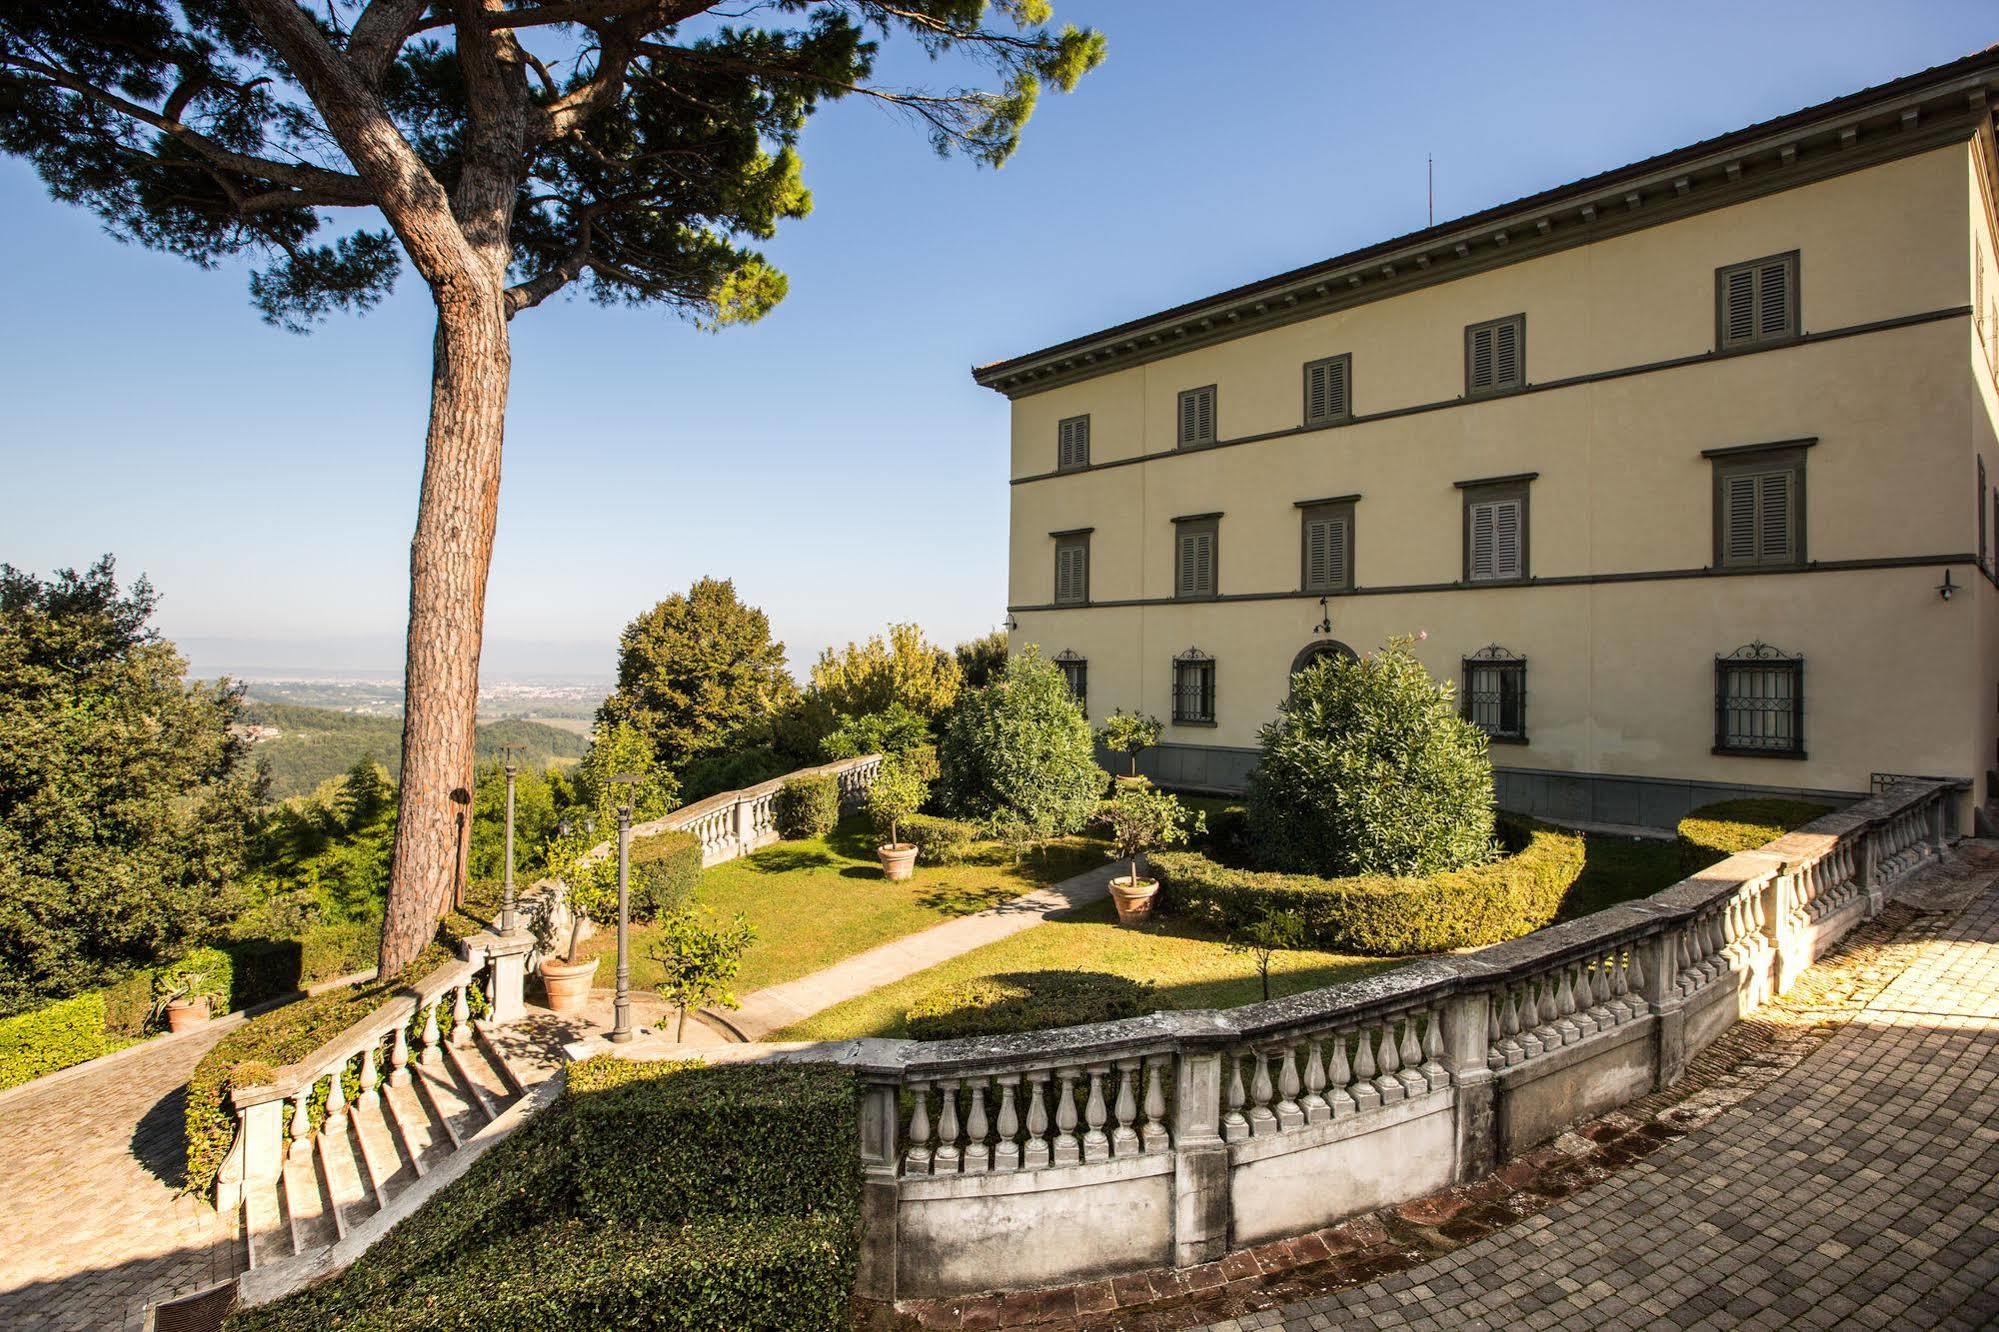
905;970;1156;1041
1676;798;1834;874
902;813;977;865
1247;635;1495;878
773;775;840;839
629;830;703;917
1152;818;1586;955
937;647;1105;843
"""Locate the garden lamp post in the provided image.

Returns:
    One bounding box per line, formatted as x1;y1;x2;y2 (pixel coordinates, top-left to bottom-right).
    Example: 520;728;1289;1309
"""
498;744;525;936
609;774;640;1044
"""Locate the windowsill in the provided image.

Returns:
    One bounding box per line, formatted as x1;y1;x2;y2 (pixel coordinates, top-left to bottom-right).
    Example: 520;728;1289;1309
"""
1301;585;1357;596
1303;415;1353;429
1711;745;1809;761
1462;383;1527;400
1712;560;1807;574
1714;333;1803;357
1177;439;1216;450
1175;593;1220;602
1484;735;1530;746
1054;599;1090;608
1172;719;1218;729
1462;577;1531;588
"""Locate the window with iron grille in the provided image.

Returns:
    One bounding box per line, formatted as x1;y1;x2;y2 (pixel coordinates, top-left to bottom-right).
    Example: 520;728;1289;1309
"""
1053;531;1090;605
1177;385;1217;447
1461;646;1527;742
1172;648;1215;725
1460;477;1530;583
1298;499;1354;592
1057;415;1091;471
1054;650;1088;714
1716;252;1799;350
1174;515;1219;599
1715;643;1805;758
1709;444;1806;568
1465;314;1525;395
1303;354;1352;425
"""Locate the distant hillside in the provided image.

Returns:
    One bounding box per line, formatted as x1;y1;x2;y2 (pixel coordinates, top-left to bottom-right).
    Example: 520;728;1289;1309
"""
240;700;589;800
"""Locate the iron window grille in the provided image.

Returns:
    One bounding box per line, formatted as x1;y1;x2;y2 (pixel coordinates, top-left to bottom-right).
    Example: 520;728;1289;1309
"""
1054;649;1088;714
1715;642;1805;758
1462;645;1527;742
1172;647;1216;725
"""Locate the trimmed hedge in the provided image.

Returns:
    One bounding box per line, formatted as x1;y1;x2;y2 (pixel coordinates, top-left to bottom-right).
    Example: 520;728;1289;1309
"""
902;813;977;865
0;993;125;1093
226;1058;860;1332
629;830;703;917
1676;798;1834;874
1152;818;1586;955
774;774;842;839
905;970;1156;1041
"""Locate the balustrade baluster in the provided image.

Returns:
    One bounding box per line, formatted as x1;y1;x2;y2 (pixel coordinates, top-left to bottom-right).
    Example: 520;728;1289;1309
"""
420;995;442;1066
1082;1065;1111;1161
324;1061;347;1131
962;1079;990;1173
1422;1006;1449;1091
904;1082;933;1175
1554;968;1582;1044
994;1076;1021;1172
289;1087;312;1161
1606;949;1634;1024
1248;1049;1279;1134
1588;953;1615;1025
1498;987;1525;1066
1487;994;1504;1071
358;1042;381;1109
1327;1030;1357;1117
1054;1069;1082;1165
1301;1038;1330;1124
1222;1052;1250;1141
1112;1060;1141;1156
1397;1015;1427;1096
1142;1056;1171;1152
1520;981;1548;1059
1025;1074;1052;1169
934;1080;962;1174
1275;1043;1304;1130
1351;1024;1382;1111
389;1022;411;1086
1373;1022;1404;1103
1627;943;1647;1010
451;982;472;1048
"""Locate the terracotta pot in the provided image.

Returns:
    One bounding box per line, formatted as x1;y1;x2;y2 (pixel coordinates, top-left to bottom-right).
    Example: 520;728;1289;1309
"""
165;997;211;1033
878;843;919;882
540;956;600;1014
1109;875;1160;926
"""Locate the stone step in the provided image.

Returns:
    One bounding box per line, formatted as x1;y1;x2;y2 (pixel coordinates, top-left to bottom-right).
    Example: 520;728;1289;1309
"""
472;1022;530;1098
348;1097;416;1209
446;1037;512;1122
243;1179;290;1272
382;1073;449;1178
281;1146;338;1256
316;1114;377;1237
413;1055;484;1149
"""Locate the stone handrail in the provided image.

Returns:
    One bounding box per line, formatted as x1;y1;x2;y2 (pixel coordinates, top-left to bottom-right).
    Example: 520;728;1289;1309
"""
592;776;1964;1304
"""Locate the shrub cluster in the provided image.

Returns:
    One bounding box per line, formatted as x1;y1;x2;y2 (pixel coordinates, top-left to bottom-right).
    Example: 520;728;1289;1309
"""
773;775;840;839
905;970;1156;1041
1152;819;1586;956
1676;798;1834;874
0;993;123;1093
901;813;977;865
226;1058;859;1332
629;830;703;916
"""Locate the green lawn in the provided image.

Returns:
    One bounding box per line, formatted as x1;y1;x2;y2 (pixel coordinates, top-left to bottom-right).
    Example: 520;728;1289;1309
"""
1557;833;1686;920
578;817;1109;996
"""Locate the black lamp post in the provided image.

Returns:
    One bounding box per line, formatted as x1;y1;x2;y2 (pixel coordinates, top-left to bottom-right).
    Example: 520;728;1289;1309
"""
609;774;639;1044
498;744;524;936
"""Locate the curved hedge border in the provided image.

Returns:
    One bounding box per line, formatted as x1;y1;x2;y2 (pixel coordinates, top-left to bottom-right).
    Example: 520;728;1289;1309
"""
1151;818;1586;955
1675;798;1834;874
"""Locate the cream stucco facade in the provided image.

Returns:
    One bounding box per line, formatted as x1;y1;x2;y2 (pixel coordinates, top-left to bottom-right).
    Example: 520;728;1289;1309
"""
981;52;1999;829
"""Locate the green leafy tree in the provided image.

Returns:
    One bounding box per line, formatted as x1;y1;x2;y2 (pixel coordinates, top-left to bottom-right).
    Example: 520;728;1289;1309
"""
0;1;1103;976
820;701;930;760
938;647;1103;844
1225;909;1306;1002
0;558;259;1014
1096;710;1163;778
647;906;756;1041
1097;783;1202;888
954;630;1011;689
810;623;962;723
600;578;797;776
466;761;568;884
865;753;929;849
546;721;679;958
1247;636;1495;878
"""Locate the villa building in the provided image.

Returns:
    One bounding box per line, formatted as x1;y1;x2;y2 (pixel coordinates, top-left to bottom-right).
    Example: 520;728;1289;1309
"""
980;48;1999;830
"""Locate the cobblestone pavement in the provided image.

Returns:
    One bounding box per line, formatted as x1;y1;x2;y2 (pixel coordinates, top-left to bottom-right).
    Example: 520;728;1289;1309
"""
0;1023;243;1331
1205;874;1999;1332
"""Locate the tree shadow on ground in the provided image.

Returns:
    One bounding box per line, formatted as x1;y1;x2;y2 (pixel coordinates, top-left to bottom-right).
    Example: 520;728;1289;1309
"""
1557;834;1684;923
130;1081;192;1192
911;880;1020;916
737;845;840;874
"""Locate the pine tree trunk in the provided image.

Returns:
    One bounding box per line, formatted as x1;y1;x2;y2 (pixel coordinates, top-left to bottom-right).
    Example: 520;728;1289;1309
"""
378;285;510;978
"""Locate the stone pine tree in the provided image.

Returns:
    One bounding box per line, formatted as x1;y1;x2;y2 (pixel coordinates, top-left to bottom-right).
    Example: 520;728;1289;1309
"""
0;1;1106;974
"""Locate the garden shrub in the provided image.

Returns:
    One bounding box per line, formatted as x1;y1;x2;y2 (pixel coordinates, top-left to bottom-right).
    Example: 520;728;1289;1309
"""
1676;798;1834;874
905;970;1156;1041
937;647;1104;841
773;775;840;839
1201;803;1254;868
678;746;791;805
902;813;977;865
1247;636;1494;878
297;921;381;986
0;993;122;1093
818;702;930;761
1153;818;1586;955
628;830;703;917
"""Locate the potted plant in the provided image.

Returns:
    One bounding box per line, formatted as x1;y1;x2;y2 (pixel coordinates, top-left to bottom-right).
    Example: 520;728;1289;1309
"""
867;753;929;881
153;965;216;1033
1097;710;1163;782
537;826;613;1013
1097;783;1203;925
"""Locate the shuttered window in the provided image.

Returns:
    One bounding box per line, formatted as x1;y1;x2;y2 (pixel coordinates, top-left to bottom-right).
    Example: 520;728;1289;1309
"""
1177;385;1217;447
1711;447;1806;568
1053;533;1090;605
1461;480;1528;583
1172;653;1216;725
1982;457;1989;572
1299;500;1354;592
1716;252;1799;350
1174;517;1218;598
1303;354;1352;425
1057;415;1091;471
1465;315;1525;395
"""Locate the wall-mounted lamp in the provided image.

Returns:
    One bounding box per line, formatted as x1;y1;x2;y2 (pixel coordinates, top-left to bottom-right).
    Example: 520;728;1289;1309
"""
1938;569;1958;602
1004;612;1020;632
1312;595;1333;636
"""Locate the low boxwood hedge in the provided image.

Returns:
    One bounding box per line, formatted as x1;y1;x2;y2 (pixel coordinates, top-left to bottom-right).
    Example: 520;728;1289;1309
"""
226;1057;860;1332
902;813;977;865
905;970;1156;1041
0;993;125;1094
1676;798;1834;874
1151;818;1586;955
774;775;842;839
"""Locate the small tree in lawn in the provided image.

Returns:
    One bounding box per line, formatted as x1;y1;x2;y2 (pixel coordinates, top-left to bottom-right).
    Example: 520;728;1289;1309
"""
1225;909;1306;1002
1097;711;1163;779
866;753;930;881
1097;784;1203;925
938;647;1105;850
647;906;756;1042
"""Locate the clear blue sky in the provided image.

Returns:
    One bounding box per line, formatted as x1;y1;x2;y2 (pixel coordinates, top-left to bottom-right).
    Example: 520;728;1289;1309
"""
3;2;1993;682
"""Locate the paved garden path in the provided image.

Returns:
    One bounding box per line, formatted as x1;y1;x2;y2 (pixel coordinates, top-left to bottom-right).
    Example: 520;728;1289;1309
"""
1202;859;1999;1332
723;858;1121;1039
0;1018;244;1332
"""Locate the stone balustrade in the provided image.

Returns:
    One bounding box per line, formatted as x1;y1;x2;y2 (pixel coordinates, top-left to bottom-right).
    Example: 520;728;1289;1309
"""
594;775;1964;1305
628;753;882;868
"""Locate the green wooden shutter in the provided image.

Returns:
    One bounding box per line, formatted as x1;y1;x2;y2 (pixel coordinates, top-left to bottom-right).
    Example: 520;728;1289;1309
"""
1057;416;1089;470
1468;326;1495;391
1304;356;1349;424
1491;499;1521;579
1756;470;1792;563
1724;473;1758;563
1723;266;1757;346
1469;502;1497;579
1494;319;1520;388
1756;258;1793;340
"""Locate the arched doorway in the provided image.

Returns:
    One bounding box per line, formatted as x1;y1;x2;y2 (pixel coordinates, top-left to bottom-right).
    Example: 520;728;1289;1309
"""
1290;639;1357;676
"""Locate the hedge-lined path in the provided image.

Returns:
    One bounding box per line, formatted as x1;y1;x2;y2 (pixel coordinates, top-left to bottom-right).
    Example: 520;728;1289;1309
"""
722;859;1122;1040
1189;847;1999;1332
0;1017;244;1331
